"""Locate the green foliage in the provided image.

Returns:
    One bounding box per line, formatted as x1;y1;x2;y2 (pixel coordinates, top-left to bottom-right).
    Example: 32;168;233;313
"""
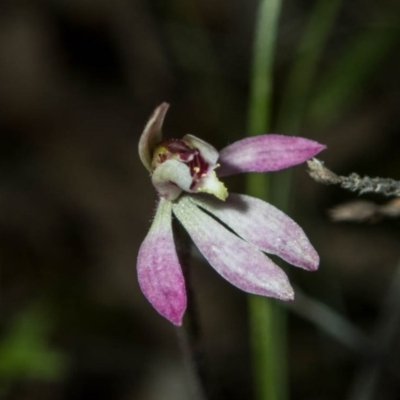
0;305;67;395
309;28;399;127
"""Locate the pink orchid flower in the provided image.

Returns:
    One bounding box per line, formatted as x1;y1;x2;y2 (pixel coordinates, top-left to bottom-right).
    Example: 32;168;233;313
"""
137;103;326;325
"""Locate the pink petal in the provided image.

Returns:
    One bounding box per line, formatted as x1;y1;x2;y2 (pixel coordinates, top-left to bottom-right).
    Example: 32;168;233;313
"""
172;196;294;300
218;134;326;177
138;103;170;172
192;193;319;271
137;198;186;325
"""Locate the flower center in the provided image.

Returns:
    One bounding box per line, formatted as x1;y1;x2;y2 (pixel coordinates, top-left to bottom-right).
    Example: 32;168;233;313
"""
152;139;210;189
150;135;228;201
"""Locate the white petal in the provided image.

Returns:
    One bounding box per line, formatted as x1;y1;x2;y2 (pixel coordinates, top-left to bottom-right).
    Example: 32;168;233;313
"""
152;160;192;201
138;103;170;172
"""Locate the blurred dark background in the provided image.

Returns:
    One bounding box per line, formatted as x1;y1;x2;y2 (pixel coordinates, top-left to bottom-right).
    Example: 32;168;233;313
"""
0;0;400;399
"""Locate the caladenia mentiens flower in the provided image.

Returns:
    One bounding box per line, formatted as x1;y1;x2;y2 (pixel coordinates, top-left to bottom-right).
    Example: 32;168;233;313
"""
137;103;326;325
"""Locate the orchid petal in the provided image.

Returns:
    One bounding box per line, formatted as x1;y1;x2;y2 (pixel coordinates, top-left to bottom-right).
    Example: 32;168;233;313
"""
137;198;186;325
152;159;192;201
218;134;326;177
139;103;169;172
173;196;294;300
182;134;219;165
192;193;319;270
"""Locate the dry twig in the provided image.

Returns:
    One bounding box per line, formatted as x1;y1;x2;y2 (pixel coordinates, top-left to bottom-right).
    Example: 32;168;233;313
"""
307;158;400;222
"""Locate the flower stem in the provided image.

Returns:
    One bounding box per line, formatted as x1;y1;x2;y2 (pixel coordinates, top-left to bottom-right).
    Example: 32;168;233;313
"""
247;2;344;399
246;1;284;400
248;294;288;400
176;325;209;400
173;218;210;400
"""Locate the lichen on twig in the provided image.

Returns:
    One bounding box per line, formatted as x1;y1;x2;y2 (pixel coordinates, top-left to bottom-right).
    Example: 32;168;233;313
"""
307;158;400;222
307;158;400;197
